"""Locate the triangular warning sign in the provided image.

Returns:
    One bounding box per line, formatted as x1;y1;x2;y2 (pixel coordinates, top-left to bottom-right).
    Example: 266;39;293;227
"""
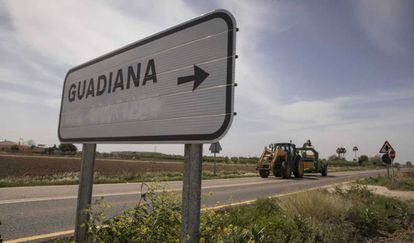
379;141;394;153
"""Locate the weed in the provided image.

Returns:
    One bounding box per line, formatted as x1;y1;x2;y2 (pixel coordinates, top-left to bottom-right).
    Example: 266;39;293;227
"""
359;169;414;191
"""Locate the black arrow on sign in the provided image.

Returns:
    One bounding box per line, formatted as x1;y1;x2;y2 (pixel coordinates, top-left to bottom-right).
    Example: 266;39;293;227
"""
177;65;209;91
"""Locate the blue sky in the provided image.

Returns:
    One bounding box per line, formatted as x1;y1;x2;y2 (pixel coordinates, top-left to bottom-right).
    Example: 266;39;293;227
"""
0;0;413;162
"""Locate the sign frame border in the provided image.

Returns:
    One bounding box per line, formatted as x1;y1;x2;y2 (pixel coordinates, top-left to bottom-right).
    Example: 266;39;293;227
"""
58;10;236;143
379;140;394;153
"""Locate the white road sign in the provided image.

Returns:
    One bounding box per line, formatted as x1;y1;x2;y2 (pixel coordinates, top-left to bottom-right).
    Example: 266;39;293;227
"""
379;140;394;153
58;10;237;143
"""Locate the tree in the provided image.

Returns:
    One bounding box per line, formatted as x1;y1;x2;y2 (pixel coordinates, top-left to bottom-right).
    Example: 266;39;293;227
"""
328;154;339;161
336;147;347;159
369;155;382;165
358;155;369;166
407;161;413;167
59;143;78;154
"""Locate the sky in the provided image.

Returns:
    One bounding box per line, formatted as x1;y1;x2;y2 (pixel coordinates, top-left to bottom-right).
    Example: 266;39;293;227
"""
0;0;413;163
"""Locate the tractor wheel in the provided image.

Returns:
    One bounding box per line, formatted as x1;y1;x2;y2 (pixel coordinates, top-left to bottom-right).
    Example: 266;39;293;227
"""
259;169;270;178
281;159;291;179
321;164;328;176
293;157;304;178
273;157;282;177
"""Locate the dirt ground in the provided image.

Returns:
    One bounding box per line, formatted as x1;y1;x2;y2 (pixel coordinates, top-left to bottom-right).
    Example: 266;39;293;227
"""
366;185;414;201
0;154;256;177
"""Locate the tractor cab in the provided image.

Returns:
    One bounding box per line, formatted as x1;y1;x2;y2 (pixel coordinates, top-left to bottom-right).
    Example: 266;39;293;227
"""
270;143;296;157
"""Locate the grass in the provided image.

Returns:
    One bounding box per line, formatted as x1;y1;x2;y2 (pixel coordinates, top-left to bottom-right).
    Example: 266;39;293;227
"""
359;169;414;191
0;171;257;187
48;184;414;242
0;164;381;188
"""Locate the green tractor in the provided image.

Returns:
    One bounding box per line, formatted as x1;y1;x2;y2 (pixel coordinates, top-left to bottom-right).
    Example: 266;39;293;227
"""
256;142;328;179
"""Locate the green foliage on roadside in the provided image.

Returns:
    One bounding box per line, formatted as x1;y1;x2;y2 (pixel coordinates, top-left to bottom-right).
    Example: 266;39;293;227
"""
10;145;19;152
88;184;181;242
358;155;369;165
95;151;259;164
84;184;414;242
0;171;256;187
59;143;78;154
359;169;414;191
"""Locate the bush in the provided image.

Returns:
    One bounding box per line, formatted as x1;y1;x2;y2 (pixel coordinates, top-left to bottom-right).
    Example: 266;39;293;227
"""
85;183;413;242
10;145;19;152
360;170;414;191
358;155;369;165
88;184;181;242
59;143;77;154
328;154;340;160
369;155;383;165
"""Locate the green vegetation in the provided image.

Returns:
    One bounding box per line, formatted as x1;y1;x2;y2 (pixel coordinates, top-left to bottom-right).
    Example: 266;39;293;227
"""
10;144;19;152
58;143;78;154
324;154;383;168
0;171;256;187
95;151;259;164
79;184;414;242
359;169;414;191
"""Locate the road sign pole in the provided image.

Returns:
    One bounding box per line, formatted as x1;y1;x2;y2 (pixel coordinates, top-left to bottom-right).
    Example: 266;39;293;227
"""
181;144;203;242
387;164;390;178
75;143;96;243
213;152;217;176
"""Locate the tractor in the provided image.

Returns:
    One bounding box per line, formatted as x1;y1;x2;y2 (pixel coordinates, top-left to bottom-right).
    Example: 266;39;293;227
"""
256;141;328;179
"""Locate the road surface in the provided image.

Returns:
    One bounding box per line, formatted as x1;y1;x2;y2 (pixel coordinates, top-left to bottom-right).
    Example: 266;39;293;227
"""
0;169;384;241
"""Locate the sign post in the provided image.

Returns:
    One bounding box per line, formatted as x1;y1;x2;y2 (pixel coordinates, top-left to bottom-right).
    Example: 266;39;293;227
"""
58;10;237;242
209;142;222;175
389;150;396;180
379;141;395;178
181;144;203;242
353;146;358;162
75;143;96;242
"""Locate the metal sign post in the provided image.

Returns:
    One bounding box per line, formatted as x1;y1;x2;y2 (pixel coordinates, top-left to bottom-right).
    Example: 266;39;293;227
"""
353;146;358;162
389;150;396;181
209;142;222;176
75;143;96;242
181;144;203;242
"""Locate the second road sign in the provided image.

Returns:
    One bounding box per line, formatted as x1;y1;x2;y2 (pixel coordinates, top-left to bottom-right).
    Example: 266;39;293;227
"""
58;10;237;143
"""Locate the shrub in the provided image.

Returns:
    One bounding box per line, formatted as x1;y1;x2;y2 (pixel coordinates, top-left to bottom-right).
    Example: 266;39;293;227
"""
59;143;77;154
88;184;181;242
369;155;383;165
358;155;369;165
10;145;19;152
84;183;413;242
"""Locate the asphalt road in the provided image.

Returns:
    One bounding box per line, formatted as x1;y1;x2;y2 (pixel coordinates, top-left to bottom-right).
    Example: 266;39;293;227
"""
0;169;384;241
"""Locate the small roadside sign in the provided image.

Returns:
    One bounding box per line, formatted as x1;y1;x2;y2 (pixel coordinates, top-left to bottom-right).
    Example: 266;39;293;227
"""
209;142;222;154
379;141;394;153
58;10;237;144
382;153;391;164
389;150;396;160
